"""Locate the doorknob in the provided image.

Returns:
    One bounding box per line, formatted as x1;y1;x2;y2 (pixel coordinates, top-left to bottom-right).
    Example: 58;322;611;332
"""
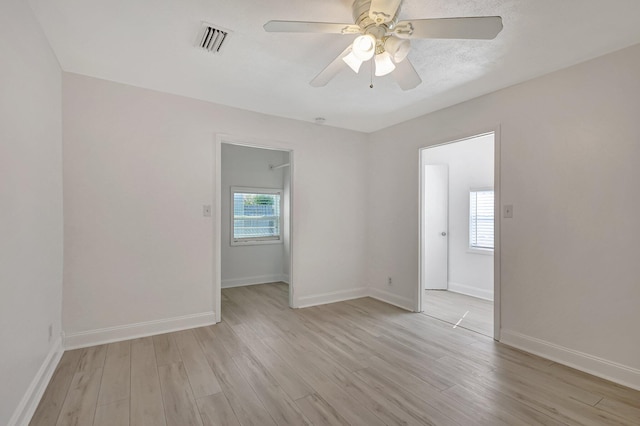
441;232;447;236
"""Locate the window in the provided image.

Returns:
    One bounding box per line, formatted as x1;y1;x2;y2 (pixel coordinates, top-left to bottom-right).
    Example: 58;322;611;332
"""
231;187;282;245
469;188;494;250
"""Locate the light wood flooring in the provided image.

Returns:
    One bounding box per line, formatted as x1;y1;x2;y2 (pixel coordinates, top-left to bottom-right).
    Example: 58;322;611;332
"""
423;290;493;337
31;282;640;425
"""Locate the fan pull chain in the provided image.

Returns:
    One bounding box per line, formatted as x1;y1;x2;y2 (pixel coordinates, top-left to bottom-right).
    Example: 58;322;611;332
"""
370;59;374;88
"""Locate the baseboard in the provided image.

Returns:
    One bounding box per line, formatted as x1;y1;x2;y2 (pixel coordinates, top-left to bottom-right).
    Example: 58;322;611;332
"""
64;312;216;350
222;274;289;288
500;329;640;391
447;281;494;301
368;288;415;312
296;287;368;308
9;337;63;426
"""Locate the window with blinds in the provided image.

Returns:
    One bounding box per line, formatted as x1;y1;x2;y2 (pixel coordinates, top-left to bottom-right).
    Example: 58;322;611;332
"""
231;188;282;245
469;189;494;250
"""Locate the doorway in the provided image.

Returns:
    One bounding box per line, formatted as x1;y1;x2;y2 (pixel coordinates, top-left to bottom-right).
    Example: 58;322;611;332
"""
419;132;499;338
215;138;294;323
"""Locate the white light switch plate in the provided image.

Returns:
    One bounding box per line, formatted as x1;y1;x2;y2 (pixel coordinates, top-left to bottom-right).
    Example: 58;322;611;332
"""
503;204;513;218
203;205;212;217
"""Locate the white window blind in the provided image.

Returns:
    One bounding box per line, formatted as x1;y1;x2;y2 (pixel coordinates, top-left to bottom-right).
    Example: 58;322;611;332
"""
469;189;494;250
232;190;281;243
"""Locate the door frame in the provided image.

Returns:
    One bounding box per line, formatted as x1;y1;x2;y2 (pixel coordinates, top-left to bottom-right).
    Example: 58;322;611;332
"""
418;127;501;340
214;134;295;323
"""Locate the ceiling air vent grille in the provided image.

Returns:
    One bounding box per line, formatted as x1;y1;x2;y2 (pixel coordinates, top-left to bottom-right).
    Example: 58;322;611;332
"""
198;24;228;54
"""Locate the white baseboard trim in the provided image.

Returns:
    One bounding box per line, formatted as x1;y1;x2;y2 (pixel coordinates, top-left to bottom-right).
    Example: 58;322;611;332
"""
368;288;415;312
296;287;368;309
64;312;216;350
222;274;289;289
500;329;640;391
447;281;493;301
9;337;63;426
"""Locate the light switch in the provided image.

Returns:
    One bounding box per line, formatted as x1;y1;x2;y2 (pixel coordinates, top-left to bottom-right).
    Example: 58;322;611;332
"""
203;205;212;217
503;204;513;218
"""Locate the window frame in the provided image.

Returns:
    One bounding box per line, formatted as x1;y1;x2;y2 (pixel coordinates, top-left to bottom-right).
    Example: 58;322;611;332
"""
230;186;284;246
468;186;495;255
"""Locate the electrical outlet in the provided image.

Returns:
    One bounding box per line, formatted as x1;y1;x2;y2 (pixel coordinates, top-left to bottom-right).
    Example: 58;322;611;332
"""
387;277;393;286
48;324;53;342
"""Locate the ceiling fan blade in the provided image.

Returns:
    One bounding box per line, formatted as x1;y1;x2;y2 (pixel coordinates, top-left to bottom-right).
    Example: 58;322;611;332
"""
264;20;361;34
369;0;403;25
392;59;422;90
394;16;503;40
310;45;352;87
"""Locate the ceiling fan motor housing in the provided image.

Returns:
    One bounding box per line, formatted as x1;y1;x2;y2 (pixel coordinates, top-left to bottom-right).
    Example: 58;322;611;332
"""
352;0;404;59
353;0;400;32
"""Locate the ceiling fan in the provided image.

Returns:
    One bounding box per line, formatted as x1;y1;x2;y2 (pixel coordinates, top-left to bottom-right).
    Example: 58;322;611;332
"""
264;0;503;90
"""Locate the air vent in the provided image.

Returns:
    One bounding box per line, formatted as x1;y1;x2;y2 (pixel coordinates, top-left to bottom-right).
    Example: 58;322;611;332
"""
197;23;229;54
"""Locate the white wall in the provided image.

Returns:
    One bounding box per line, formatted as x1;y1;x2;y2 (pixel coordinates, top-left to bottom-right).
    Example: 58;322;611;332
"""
0;1;63;424
62;73;368;342
221;144;288;287
367;43;640;388
422;135;494;300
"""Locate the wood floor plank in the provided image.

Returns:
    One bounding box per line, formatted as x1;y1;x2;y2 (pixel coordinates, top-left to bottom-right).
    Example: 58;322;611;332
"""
301;307;373;365
289;317;370;372
307;378;389;426
76;345;107;373
301;350;422;426
232;323;313;400
193;326;276;426
596;397;640;424
470;339;556;371
546;362;640;409
157;362;202;426
153;333;182;366
130;337;166;426
486;352;603;406
352;367;460;426
93;399;129;426
475;368;632;425
173;330;221;398
294;393;350;426
35;284;640;426
219;296;246;327
97;341;130;405
207;320;253;358
55;367;102;426
30;349;83;426
252;282;289;306
423;289;493;336
196;393;240;426
442;382;567;426
263;337;386;426
364;354;503;425
232;353;311;425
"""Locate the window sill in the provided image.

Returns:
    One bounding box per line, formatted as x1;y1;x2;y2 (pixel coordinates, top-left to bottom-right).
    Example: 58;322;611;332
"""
467;248;494;256
231;239;282;247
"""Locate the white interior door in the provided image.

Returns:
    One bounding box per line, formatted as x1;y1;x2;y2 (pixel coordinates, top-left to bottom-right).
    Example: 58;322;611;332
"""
423;165;449;290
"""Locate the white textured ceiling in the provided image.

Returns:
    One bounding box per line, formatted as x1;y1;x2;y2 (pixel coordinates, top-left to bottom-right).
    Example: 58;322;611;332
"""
28;0;640;132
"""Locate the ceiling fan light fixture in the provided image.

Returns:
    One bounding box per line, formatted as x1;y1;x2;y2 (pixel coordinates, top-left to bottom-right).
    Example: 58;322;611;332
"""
352;34;376;60
384;36;410;62
342;50;363;73
375;51;396;76
264;0;503;90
